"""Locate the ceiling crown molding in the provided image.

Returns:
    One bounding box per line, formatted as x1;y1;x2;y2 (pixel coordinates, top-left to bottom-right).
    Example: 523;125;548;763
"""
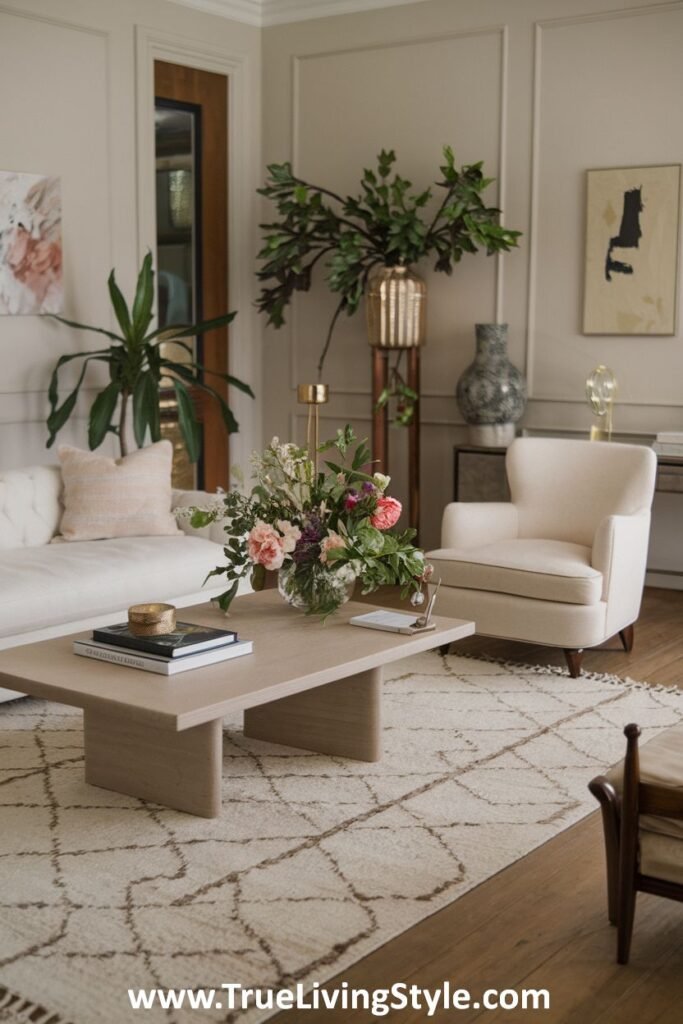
168;0;431;28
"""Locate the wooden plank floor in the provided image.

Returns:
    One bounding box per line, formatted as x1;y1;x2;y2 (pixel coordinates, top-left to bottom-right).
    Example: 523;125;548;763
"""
272;588;683;1023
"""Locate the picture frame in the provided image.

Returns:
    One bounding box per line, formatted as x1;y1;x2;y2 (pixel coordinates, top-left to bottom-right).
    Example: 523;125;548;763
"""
0;170;63;316
583;164;681;335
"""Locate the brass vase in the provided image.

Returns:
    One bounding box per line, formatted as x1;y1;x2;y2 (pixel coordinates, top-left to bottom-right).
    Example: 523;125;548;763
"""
366;265;426;348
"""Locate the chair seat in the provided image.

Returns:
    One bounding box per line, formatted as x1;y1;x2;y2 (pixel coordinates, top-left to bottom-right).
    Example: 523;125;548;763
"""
607;721;683;845
640;832;683;885
427;539;603;606
608;721;683;885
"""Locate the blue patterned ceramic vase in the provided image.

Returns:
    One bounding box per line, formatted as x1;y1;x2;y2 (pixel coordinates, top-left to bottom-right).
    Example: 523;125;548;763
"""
455;324;527;447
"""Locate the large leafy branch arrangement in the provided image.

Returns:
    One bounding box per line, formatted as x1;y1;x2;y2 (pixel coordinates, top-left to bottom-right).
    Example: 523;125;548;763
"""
46;253;253;459
256;145;521;377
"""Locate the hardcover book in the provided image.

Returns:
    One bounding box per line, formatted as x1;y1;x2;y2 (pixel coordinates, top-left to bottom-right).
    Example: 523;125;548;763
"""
92;621;237;658
73;638;253;676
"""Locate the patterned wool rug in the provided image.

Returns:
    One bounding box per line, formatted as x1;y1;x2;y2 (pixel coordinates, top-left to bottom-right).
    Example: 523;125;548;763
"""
1;652;681;1024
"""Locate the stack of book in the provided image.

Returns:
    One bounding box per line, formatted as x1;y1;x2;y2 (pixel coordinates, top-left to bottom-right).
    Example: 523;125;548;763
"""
653;431;683;458
73;621;253;675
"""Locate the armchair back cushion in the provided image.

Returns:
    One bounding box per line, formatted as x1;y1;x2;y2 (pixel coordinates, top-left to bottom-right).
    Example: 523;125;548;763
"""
506;438;657;546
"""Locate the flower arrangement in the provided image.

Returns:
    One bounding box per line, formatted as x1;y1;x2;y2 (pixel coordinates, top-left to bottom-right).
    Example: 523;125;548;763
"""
189;426;426;617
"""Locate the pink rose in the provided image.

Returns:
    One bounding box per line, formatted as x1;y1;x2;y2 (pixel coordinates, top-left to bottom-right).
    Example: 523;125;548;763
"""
319;530;346;564
247;521;285;570
370;496;402;530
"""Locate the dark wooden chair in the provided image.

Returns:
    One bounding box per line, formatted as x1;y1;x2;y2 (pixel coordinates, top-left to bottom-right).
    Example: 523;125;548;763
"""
589;722;683;964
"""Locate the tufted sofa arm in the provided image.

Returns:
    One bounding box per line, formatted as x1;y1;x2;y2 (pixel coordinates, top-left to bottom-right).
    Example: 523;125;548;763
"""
437;502;519;551
0;466;63;550
172;489;228;547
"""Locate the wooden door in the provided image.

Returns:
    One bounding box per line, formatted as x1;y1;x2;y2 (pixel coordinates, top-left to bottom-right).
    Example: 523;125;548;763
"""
154;61;229;492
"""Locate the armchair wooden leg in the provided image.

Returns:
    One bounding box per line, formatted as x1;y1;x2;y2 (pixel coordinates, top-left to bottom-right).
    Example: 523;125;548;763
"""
588;776;620;925
619;624;635;653
564;648;584;678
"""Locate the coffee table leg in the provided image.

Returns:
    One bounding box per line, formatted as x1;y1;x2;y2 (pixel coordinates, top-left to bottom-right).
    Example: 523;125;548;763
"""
243;667;382;761
83;709;222;817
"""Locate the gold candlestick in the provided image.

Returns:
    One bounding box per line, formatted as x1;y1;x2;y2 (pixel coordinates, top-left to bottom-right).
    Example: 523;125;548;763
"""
297;383;329;470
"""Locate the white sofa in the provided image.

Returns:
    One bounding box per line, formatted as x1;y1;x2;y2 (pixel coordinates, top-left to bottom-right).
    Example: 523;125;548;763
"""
427;438;657;676
0;465;230;702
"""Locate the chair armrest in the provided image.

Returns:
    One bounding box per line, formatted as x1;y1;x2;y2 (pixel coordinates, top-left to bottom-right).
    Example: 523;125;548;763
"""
172;488;227;546
592;512;651;634
438;502;518;550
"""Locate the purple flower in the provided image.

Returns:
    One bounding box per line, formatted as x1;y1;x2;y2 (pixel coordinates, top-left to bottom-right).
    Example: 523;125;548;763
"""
362;481;375;494
292;515;323;564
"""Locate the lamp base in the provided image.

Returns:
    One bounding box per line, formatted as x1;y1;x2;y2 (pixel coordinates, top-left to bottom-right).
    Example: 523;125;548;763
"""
467;423;516;448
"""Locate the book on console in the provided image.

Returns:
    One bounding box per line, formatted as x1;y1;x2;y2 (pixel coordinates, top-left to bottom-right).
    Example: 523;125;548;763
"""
653;441;683;456
92;621;237;658
73;638;253;676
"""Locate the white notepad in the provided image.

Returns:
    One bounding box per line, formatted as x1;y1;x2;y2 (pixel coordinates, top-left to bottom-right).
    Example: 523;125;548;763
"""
349;609;430;635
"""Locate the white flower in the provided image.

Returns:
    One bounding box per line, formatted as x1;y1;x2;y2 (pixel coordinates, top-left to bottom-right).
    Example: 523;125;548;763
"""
373;472;391;491
271;436;279;447
276;519;301;554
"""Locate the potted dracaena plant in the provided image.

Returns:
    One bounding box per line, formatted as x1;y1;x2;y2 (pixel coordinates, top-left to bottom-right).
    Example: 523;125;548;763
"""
45;252;253;459
256;145;521;424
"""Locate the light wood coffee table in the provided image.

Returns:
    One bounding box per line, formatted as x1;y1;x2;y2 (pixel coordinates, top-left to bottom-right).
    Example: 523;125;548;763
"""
0;591;473;817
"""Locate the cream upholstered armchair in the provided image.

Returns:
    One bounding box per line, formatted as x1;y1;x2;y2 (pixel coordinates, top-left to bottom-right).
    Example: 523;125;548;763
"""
427;438;657;676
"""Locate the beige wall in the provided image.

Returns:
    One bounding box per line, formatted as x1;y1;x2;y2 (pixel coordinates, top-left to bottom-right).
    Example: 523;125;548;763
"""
0;0;261;473
262;0;683;553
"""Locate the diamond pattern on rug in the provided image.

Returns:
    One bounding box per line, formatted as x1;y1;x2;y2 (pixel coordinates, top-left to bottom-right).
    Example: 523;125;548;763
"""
0;652;681;1024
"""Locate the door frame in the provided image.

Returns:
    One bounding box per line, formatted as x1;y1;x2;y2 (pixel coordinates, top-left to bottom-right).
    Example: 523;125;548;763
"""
135;26;259;487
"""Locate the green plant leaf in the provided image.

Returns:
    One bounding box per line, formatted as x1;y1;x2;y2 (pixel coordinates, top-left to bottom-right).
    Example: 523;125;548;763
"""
132;371;160;447
107;270;132;341
46;361;90;447
47;349;111;410
88;381;121;450
145;310;237;344
214;578;239;612
172;378;201;463
131;251;155;341
47;314;124;344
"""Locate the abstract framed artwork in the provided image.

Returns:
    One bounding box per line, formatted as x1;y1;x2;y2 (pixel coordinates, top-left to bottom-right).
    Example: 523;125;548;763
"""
0;170;63;315
583;164;681;335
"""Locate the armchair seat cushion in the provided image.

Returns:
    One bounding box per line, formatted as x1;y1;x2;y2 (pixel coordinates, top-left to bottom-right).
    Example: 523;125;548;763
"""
427;539;603;606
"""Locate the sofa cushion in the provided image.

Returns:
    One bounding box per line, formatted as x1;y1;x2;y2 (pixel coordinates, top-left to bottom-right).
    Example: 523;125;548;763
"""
0;535;222;639
427;539;603;606
607;721;683;843
58;441;180;541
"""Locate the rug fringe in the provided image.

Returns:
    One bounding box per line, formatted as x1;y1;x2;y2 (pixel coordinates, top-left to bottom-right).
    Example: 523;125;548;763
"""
441;649;683;697
0;985;69;1024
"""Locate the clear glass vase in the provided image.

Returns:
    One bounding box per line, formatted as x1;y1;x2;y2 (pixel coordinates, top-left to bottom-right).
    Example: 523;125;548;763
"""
277;561;356;616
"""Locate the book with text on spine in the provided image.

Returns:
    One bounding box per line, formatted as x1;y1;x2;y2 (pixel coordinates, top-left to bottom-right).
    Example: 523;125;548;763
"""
73;638;253;676
92;621;237;658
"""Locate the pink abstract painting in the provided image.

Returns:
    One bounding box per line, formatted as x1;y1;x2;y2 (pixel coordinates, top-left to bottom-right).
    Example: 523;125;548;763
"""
0;171;63;315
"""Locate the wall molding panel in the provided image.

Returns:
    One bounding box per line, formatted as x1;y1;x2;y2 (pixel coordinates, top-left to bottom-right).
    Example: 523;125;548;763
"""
287;24;509;400
525;0;683;404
